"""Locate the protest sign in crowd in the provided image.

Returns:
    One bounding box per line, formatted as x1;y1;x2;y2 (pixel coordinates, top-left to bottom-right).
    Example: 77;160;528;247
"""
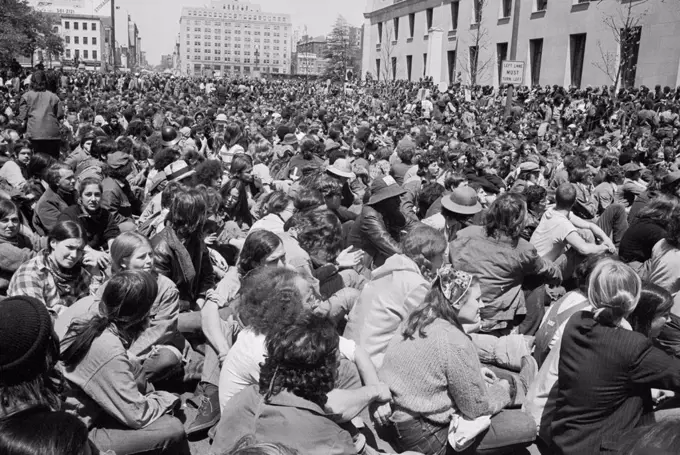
2;66;680;455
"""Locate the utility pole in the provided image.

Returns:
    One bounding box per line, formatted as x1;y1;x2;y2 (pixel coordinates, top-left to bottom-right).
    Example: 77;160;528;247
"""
110;0;116;72
504;0;521;119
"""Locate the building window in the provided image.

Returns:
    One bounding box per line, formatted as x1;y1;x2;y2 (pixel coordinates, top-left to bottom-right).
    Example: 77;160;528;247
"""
426;8;433;30
451;2;459;30
92;22;96;31
406;55;412;81
83;37;88;45
393;17;399;41
66;49;71;58
92;37;97;45
409;13;415;37
83;22;87;30
84;50;88;59
473;0;482;24
74;22;79;30
74;37;79;44
75;49;80;59
497;42;508;84
536;0;548;11
65;36;71;44
423;53;427;76
377;22;383;43
65;21;70;29
501;0;512;18
529;38;543;86
569;33;587;88
447;50;456;82
376;58;381;80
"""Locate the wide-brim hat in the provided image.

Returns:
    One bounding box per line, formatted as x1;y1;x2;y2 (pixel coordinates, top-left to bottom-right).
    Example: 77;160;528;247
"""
367;175;406;205
327;158;355;179
282;133;298;146
663;170;680;188
164;160;195;183
441;187;482;215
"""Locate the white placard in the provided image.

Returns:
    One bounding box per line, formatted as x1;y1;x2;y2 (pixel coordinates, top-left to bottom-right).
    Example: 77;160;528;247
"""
500;61;525;86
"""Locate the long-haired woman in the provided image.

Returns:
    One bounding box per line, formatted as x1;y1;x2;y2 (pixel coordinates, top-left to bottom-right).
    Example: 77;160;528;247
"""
151;188;216;310
8;220;91;316
345;225;446;368
380;265;537;454
59;271;188;455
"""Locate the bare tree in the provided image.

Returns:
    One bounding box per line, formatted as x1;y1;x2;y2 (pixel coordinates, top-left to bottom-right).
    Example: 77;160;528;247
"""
380;28;398;80
457;0;493;86
592;0;660;90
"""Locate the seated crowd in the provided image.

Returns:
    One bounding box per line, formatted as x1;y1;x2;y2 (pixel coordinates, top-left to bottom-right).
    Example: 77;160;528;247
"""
3;69;680;455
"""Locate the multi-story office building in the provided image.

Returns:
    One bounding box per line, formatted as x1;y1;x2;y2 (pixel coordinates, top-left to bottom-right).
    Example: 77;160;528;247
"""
295;36;328;76
362;0;680;88
58;14;105;68
179;0;292;77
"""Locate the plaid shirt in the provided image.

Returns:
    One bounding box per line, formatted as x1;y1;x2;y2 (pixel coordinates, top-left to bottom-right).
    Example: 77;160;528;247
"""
7;251;91;316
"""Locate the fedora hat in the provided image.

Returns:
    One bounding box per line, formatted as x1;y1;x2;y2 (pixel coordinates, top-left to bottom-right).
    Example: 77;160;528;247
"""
327;158;355;179
164;160;195;183
367;175;406;205
282;133;298;146
441;186;482;215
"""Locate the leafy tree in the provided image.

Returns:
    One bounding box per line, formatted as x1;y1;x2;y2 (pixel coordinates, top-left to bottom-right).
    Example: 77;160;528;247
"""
0;0;64;66
324;15;360;81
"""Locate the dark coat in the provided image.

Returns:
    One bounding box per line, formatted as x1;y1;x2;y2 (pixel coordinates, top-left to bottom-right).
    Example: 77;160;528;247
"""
551;312;680;454
151;227;215;308
348;205;403;269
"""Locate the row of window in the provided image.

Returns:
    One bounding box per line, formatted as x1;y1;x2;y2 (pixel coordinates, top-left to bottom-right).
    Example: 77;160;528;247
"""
188;64;282;75
65;36;97;46
186;38;282;45
376;27;638;90
185;8;288;22
377;0;595;42
187;57;280;73
63;21;97;31
64;49;98;60
185;21;283;31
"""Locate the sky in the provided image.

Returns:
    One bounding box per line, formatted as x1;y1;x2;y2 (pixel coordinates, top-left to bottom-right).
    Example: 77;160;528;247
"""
116;0;368;65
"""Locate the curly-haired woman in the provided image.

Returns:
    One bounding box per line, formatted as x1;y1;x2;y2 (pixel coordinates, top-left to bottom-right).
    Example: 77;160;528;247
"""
217;267;390;425
212;313;356;455
344;225;446;369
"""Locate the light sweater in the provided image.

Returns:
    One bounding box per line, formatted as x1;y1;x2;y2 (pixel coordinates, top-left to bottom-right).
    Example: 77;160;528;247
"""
379;318;506;424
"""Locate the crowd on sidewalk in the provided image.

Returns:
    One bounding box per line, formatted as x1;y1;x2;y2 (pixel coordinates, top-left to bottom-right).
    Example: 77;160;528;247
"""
2;66;680;455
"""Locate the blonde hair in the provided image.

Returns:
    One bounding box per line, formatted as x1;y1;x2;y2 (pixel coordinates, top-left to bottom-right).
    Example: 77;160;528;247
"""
588;259;641;326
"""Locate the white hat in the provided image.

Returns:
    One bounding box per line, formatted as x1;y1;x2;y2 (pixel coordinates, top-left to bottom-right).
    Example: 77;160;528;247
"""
326;158;355;179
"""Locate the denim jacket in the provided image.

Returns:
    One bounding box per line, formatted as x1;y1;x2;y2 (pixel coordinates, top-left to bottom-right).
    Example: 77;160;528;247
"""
449;226;561;331
60;327;179;430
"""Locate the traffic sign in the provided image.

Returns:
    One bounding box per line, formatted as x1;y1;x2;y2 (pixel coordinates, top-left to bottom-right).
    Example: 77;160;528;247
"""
500;60;524;85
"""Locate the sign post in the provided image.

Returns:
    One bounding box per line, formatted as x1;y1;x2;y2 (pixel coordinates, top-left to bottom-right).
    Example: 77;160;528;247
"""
501;60;524;120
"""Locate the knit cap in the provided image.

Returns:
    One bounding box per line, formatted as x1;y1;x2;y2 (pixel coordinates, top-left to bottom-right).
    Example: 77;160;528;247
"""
0;296;54;386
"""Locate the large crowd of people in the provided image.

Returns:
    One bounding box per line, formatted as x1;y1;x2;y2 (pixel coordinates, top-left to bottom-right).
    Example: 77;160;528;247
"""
2;65;680;455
